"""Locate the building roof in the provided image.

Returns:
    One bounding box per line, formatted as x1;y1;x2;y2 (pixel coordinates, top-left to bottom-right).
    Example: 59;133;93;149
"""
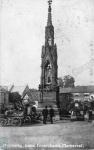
0;86;8;93
29;89;39;100
22;88;40;101
8;85;14;92
10;85;28;96
71;86;94;93
60;86;94;94
60;87;72;93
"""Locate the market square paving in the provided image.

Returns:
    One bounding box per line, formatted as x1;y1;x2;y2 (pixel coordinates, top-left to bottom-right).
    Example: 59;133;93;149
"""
0;120;94;150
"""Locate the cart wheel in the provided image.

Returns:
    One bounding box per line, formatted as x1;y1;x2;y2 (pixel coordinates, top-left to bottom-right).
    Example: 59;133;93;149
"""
1;119;7;126
12;118;19;126
17;118;22;126
24;116;31;124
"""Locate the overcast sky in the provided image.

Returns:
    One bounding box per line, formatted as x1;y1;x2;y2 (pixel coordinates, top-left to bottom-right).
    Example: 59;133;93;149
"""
0;0;94;88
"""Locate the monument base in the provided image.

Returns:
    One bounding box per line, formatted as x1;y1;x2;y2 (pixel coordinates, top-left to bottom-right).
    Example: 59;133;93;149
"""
37;90;59;115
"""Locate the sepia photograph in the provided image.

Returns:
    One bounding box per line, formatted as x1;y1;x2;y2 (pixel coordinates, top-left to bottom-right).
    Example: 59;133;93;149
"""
0;0;94;149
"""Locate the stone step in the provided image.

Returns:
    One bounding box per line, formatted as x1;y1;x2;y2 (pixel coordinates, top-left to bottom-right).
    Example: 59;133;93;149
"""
43;100;55;102
43;98;55;100
36;108;59;115
43;92;56;97
38;91;58;113
38;102;57;108
43;97;56;100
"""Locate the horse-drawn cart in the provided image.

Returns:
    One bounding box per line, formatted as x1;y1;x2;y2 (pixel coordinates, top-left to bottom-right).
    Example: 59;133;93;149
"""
0;107;41;126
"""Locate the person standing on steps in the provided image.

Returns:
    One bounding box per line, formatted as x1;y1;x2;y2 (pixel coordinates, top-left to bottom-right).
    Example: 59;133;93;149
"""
42;106;48;124
49;106;54;124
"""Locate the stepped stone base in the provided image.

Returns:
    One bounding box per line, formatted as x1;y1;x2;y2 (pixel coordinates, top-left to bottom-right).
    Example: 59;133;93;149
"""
37;91;59;115
38;91;57;107
38;101;57;108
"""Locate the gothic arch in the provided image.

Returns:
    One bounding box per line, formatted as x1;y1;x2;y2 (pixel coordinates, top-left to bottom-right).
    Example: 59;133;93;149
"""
43;50;53;67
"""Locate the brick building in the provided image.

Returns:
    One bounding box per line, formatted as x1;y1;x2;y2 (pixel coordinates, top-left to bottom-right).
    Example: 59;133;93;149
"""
59;86;94;110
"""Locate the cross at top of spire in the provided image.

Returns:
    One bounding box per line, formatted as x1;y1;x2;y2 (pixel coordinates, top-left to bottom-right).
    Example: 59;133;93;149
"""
48;0;52;6
47;0;52;26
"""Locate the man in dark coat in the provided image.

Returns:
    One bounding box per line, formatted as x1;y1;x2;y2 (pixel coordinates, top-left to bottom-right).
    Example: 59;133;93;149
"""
88;109;92;122
49;106;54;124
42;106;48;124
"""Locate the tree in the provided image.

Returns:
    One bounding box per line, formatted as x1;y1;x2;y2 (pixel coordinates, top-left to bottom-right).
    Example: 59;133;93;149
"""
58;75;75;112
59;93;73;112
9;92;22;105
9;92;23;110
58;75;75;88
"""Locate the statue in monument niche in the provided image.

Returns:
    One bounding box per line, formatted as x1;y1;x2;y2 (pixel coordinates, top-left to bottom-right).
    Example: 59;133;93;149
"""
45;60;52;85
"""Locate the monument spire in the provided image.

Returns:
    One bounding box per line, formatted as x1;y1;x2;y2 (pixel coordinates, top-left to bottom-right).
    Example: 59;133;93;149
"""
40;0;58;91
47;0;52;26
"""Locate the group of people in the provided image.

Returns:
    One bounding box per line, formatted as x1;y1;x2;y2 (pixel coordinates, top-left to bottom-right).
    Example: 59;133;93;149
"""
71;108;93;122
42;106;54;124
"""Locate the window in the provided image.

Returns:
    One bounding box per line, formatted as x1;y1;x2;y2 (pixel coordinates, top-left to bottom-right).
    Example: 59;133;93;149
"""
84;93;89;96
74;99;79;101
74;93;79;96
